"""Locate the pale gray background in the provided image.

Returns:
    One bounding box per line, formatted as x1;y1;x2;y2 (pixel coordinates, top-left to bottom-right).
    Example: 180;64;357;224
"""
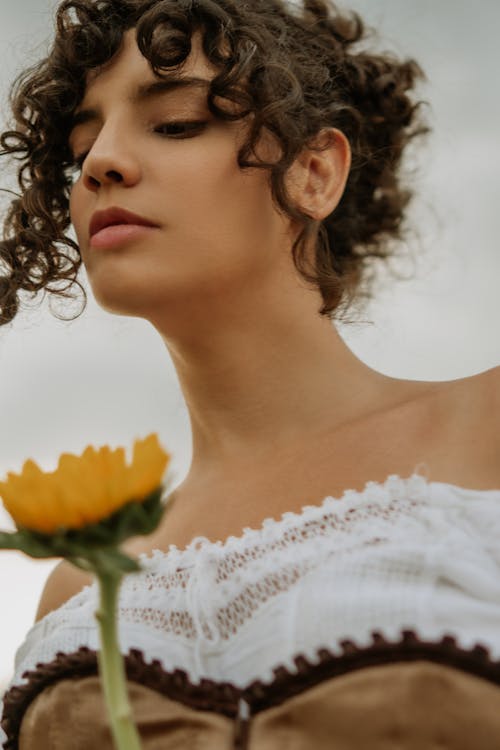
0;0;499;692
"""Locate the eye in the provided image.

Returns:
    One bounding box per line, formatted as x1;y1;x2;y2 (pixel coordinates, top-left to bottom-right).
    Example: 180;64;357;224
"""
69;121;208;172
154;121;208;137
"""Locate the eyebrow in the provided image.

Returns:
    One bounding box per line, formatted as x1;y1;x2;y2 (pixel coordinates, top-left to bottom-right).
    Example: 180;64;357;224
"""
69;76;212;134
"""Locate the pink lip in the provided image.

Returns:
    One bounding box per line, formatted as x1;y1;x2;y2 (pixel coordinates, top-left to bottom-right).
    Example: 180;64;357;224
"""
89;206;159;240
90;224;159;249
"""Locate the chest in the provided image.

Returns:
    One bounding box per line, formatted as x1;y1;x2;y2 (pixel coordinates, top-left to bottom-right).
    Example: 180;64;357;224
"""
126;376;498;556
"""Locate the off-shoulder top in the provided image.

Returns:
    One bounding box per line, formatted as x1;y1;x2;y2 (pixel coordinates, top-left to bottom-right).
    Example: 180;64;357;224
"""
2;471;500;749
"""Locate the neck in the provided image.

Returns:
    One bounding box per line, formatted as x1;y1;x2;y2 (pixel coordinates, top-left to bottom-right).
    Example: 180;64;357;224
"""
160;290;402;479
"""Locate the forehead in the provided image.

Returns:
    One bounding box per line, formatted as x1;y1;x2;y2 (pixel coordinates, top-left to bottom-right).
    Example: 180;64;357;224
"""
82;27;217;102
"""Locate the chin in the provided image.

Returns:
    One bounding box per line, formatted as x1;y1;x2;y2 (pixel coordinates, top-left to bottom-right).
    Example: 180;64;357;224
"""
89;277;143;316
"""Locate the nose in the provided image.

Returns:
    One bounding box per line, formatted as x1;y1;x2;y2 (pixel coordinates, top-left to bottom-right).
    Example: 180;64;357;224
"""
81;124;142;191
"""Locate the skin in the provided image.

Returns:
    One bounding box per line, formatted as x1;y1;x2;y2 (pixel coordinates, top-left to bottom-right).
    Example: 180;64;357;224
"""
68;27;498;532
36;26;500;621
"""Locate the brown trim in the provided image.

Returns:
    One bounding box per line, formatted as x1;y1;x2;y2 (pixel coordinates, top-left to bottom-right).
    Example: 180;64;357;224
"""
2;628;500;749
241;628;500;712
1;647;240;750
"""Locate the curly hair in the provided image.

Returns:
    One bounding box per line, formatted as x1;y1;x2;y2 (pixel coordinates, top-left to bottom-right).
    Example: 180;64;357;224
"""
0;0;430;327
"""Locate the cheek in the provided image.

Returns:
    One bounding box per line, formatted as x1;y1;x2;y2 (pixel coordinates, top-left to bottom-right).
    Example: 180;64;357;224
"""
69;185;85;240
160;143;277;240
159;125;269;219
69;184;93;270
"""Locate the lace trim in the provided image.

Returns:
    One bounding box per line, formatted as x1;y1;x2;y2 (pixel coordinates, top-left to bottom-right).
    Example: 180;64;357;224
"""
139;469;499;562
113;473;431;642
20;472;431;647
242;629;500;713
21;472;423;627
3;627;500;750
138;471;431;560
16;469;500;660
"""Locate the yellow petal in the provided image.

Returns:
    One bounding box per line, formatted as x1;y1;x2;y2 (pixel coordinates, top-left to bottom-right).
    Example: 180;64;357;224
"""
1;466;58;533
106;447;130;514
57;453;105;526
0;474;39;529
128;434;170;500
0;433;171;533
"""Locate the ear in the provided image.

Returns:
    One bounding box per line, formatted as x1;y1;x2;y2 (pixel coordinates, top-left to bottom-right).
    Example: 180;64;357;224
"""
286;128;352;220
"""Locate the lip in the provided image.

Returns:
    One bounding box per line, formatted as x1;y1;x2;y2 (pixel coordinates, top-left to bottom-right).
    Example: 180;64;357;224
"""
89;206;159;239
90;223;159;250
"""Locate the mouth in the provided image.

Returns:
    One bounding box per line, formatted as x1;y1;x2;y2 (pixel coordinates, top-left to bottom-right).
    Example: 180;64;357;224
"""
89;206;160;240
89;223;159;250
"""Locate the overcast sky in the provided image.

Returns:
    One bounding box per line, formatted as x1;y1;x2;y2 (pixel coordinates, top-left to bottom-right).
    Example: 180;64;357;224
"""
0;0;499;693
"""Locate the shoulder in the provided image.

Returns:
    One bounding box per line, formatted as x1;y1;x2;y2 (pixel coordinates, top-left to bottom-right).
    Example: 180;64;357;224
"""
480;365;500;447
35;560;94;623
464;365;500;436
446;364;500;478
437;364;500;428
478;364;500;401
412;365;500;490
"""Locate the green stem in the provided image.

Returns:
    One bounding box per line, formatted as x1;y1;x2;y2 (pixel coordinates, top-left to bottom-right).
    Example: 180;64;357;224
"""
95;571;142;750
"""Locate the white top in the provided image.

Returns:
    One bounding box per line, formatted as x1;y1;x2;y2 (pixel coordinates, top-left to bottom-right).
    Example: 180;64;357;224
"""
2;470;500;744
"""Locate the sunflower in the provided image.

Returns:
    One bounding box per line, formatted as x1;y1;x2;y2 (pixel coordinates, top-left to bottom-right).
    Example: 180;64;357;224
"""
0;433;171;534
0;432;174;750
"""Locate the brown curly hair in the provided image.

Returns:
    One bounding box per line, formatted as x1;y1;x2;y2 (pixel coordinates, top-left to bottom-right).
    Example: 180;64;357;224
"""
0;0;430;327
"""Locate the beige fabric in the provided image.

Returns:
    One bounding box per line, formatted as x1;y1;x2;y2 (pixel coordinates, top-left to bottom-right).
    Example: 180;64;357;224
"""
19;660;500;749
251;660;500;749
19;677;233;750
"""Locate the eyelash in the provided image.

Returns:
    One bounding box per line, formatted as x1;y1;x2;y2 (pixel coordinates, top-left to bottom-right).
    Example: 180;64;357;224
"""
71;120;208;170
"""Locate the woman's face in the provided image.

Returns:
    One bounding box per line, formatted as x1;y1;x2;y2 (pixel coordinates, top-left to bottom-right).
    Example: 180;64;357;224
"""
69;28;296;328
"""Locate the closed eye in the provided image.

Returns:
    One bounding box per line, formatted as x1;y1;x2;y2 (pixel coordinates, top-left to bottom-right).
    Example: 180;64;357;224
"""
70;121;208;171
154;121;208;137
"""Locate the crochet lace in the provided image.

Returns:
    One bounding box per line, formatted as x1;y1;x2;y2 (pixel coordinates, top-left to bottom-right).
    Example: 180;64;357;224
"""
8;471;500;689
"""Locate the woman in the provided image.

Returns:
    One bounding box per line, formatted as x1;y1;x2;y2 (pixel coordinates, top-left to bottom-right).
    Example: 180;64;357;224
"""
1;0;500;747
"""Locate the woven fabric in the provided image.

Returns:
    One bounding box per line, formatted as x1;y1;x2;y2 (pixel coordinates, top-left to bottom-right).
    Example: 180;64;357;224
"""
2;471;500;747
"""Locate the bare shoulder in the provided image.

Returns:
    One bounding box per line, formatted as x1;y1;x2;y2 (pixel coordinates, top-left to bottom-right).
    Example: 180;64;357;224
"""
456;365;500;430
439;364;500;487
430;364;500;421
476;364;500;401
394;365;500;490
35;559;94;623
475;364;500;446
